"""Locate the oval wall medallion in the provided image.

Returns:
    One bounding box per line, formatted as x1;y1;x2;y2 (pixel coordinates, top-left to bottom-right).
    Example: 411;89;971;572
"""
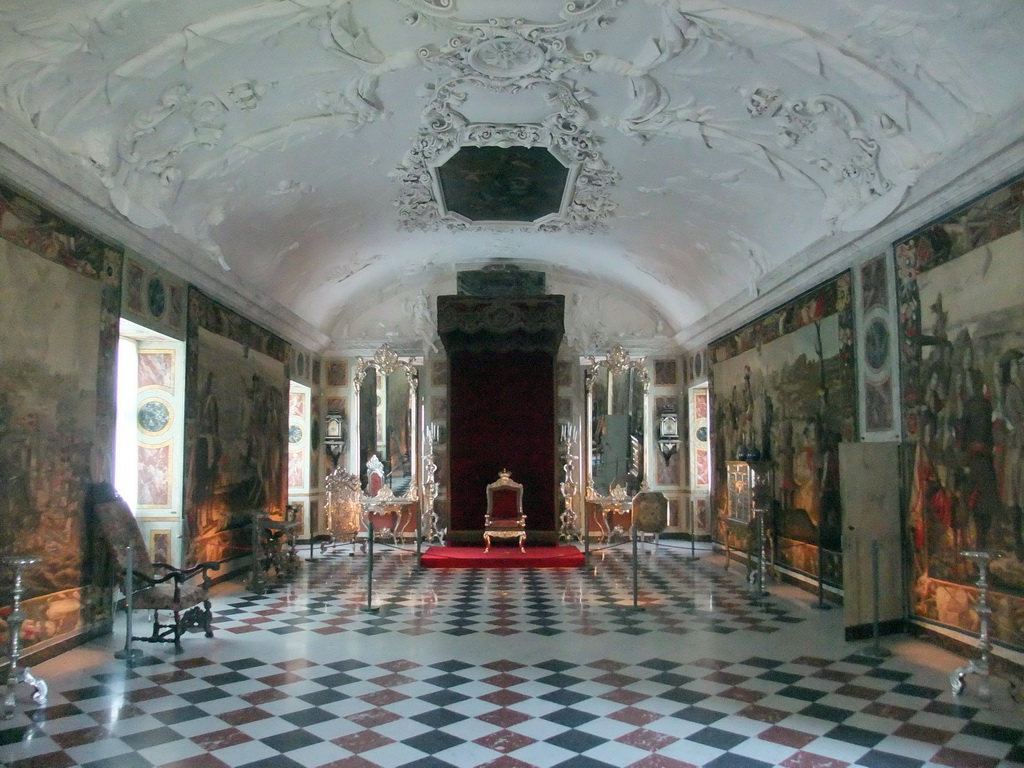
147;276;166;318
138;399;171;435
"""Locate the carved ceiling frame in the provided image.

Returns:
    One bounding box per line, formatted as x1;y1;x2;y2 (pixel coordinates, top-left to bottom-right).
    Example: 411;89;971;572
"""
391;6;622;233
394;76;618;232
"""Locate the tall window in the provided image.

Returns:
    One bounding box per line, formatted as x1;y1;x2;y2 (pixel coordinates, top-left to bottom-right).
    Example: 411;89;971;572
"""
114;319;186;563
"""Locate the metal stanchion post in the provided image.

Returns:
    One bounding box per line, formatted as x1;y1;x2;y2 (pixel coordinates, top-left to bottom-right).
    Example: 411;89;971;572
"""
584;498;591;565
363;520;378;613
686;500;699;561
812;529;832;611
631;523;641;609
751;510;769;601
864;539;891;658
114;546;142;665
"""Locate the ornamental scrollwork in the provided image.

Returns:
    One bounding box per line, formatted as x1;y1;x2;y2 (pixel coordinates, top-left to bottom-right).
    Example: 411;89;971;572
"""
393;79;618;233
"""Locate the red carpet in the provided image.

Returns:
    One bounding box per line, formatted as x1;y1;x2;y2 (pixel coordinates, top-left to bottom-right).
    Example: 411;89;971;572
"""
421;545;585;569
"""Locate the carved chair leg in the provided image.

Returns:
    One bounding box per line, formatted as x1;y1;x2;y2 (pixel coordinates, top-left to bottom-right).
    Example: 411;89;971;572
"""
172;609;185;653
484;534;491;553
203;599;214;638
519;535;526;553
151;610;161;642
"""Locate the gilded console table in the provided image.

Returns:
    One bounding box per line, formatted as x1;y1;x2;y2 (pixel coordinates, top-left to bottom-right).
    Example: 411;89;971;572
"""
361;486;418;545
586;485;633;543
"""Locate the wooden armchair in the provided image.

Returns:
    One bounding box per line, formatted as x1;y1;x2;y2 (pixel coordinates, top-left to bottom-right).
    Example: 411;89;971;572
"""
484;470;526;553
90;482;220;653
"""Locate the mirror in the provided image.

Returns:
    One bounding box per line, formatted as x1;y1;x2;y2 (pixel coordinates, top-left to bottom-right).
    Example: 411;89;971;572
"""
352;344;419;498
585;345;650;497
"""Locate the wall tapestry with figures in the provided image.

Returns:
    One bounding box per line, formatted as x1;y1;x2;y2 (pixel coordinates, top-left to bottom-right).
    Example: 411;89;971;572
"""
708;274;855;583
897;174;1024;651
0;181;120;657
185;290;289;567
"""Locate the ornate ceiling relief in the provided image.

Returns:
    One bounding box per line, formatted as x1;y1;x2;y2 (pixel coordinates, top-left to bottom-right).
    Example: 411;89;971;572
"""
394;80;618;231
106;84;227;231
771;96;896;231
599;4;923;232
394;14;620;232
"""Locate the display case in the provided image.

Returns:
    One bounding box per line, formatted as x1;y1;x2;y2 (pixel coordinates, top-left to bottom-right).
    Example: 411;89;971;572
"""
726;460;773;523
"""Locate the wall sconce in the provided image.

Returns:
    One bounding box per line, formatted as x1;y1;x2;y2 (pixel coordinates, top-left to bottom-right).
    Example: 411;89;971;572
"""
658;412;679;463
324;411;347;467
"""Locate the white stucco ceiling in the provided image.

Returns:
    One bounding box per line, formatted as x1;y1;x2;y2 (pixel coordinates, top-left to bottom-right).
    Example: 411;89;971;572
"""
1;0;1023;356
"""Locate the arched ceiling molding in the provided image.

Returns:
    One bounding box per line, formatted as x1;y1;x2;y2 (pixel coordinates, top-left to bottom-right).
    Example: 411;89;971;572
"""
0;1;1020;354
0;112;331;352
315;242;707;352
0;0;956;266
675;101;1024;350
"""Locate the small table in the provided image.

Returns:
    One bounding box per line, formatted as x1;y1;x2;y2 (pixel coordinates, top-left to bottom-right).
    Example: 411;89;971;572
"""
2;556;47;719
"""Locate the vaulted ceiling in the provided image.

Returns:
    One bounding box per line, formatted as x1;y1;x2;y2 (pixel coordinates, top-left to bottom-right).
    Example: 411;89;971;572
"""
1;1;1023;356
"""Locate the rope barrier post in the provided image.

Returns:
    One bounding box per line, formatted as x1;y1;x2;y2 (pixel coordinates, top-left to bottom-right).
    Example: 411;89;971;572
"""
750;509;770;602
687;499;698;561
865;540;891;658
583;500;591;566
812;528;831;611
114;545;142;666
631;522;642;610
362;519;379;613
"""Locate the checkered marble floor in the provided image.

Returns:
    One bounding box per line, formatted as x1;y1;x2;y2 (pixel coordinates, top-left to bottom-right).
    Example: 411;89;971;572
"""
215;546;804;638
2;546;1022;768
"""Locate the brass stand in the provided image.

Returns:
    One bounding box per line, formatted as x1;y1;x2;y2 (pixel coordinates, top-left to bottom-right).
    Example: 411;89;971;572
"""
2;556;47;718
951;550;1002;702
422;424;444;545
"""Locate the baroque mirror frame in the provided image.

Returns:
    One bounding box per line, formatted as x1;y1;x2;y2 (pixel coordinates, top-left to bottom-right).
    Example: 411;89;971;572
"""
584;344;651;500
351;343;420;502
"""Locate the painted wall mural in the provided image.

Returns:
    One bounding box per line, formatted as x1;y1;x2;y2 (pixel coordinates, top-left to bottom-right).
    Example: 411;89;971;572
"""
0;181;120;656
709;274;855;582
897;175;1024;650
185;290;288;566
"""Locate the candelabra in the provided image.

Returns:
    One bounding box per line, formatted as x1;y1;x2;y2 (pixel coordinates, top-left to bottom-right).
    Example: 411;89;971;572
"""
2;556;47;719
422;423;444;544
559;423;580;541
950;550;1002;701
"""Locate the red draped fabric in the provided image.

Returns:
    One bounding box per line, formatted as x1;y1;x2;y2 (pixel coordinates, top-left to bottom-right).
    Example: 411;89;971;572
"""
448;350;557;534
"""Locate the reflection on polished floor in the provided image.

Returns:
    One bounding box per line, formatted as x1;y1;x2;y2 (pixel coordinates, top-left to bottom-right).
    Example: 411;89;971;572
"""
1;545;1022;768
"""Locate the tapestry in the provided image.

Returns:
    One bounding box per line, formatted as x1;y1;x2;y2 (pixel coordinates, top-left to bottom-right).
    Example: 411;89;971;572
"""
185;291;288;566
0;182;120;655
708;274;855;582
896;175;1024;650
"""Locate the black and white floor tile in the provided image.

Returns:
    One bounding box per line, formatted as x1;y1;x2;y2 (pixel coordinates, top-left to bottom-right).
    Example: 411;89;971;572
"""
2;546;1021;767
